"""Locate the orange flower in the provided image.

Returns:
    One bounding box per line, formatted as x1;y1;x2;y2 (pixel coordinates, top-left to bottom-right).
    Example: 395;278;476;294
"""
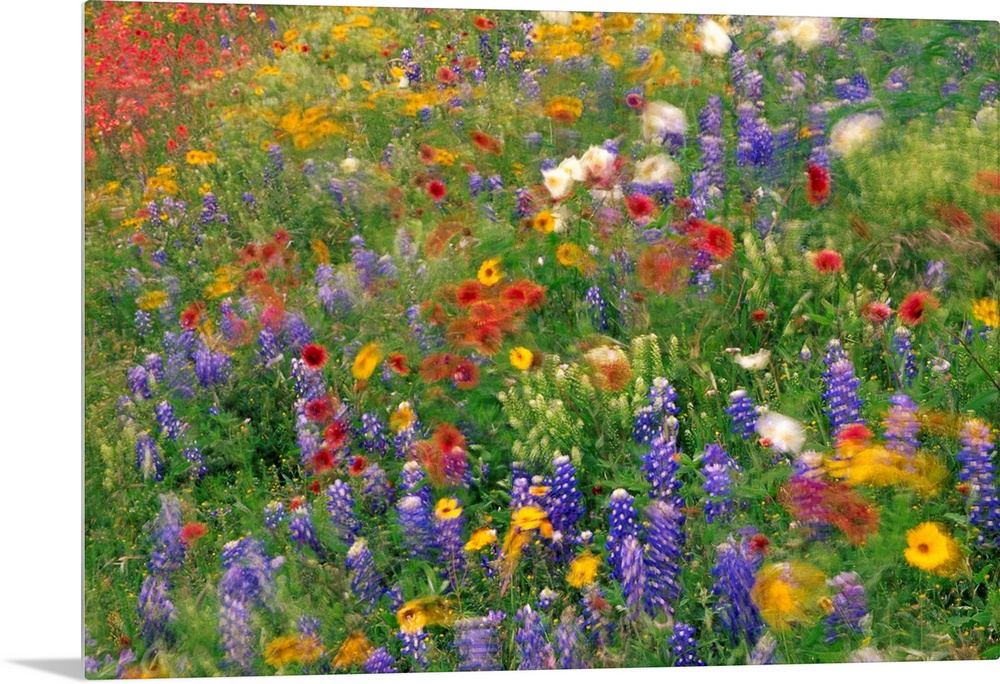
544;96;584;124
637;243;687;294
470;130;502;154
473;15;496;31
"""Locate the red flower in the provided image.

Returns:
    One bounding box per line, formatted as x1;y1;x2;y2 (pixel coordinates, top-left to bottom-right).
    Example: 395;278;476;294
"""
179;302;204;330
451;358;480;390
748;533;770;555
811;249;844;274
470;130;502;154
304;396;334;423
456;280;484;307
308;479;322;494
388;353;410;376
175;125;189;141
624;193;656;223
324;419;349;450
637;243;687;294
245;268;268;285
502;280;545;310
289;496;304;511
899;290;938;327
984;210;1000;245
312;448;336;473
301;343;328;369
473;15;495;30
273;228;291;245
427;179;447;202
933;203;974;236
432;423;466;455
348;456;368;476
625;92;644;110
435;66;456;84
701;224;735;260
419;352;459;382
180;523;207;546
751;308;768;322
973;170;1000;195
836;423;874;445
418;144;437;164
862;301;893;324
805;163;831;206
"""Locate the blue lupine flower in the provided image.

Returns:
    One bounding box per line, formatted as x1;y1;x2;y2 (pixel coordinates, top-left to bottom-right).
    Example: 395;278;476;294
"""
128;365;152;400
669;622;705;666
217;537;282;674
824;571;868;642
585;286;611;332
711;533;765;646
606;489;641;582
398;627;430;670
325;480;360;544
546;455;585;544
957;419;1000;546
154;401;184;440
821;339;865;438
182;446;206;480
455;613;504;671
553;609;585;668
135;432;163;482
138;575;175;645
346;538;385;614
264;501;287;532
727;389;757;439
891;327;917;387
289;504;324;558
134;310;153;338
433;498;466;581
735;102;774;167
515;604;555;669
701;443;739;523
620;536;647;620
396;494;434;559
364;647;399;674
641;420;682;501
192;342;231;388
644;499;685;616
633;378;679;444
882;393;921;462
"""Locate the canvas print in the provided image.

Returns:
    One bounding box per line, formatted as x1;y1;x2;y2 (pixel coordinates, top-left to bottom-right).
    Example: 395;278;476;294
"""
83;2;1000;678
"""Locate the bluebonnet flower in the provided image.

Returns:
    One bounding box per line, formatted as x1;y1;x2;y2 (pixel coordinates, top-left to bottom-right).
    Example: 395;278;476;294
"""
469;173;484;198
956;419;1000;546
585;286;610;332
580;585;613;650
128;364;153;400
361;464;392;515
116;650;136;678
821;339;865;437
364;647;398;674
748;633;779;665
134;310;153;338
620;536;646;620
264;501;287;532
316;266;355;317
154;401;185;440
701;443;740;523
264;143;284;186
396;494;434;559
289;503;324;557
546;455;585;544
553;608;585;669
641;420;682;501
515;605;555;669
824;571;869;642
669;622;705;666
406;304;442;352
882;393;921;461
711;533;765;646
182;446;207;480
360;413;389;456
217;537;282;674
644;499;685;616
735;102;774;168
727;389;758;439
192;342;231;388
455;612;504;671
400;460;430;501
633;378;679;445
834;71;871;101
290;358;326;403
433;498;466;581
537;588;558;611
136;432;163;482
138;575;175;645
891;327;917;387
606;489;641;582
346;538;385;614
698;95;726;189
325;480;360;544
398;627;429;670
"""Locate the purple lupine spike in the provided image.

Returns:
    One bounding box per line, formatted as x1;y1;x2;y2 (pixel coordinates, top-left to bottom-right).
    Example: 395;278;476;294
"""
361;463;392;515
515;604;555;669
711;533;765;646
606;489;641;582
669;622;705;666
182;446;206;480
134;310;153;338
585;286;611;332
137;575;175;645
454;613;504;671
364;647;399;674
882;393;921;462
128;365;152;400
644;499;685;616
735;101;774;168
701;443;740;523
154;401;185;440
135;432;163;482
396;494;434;560
398;627;430;670
546;455;585;543
263;501;287;531
289;503;324;557
325;480;360;544
217;537;282;673
957;419;1000;546
633;378;679;444
891;327;917;387
553;607;586;669
641;419;682;501
727;389;757;439
148;493;184;577
620;536;646;620
433;498;466;582
821;339;865;438
824;571;869;642
346;538;385;614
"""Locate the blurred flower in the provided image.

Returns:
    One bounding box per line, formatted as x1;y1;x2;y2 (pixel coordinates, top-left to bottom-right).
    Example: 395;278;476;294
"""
333;631;372;669
545;96;583;124
899;290;938;326
904;522;962;576
466;527;498;552
810;249;844;274
972;298;999;328
642;101;687;145
567;551;600;588
756;412;806;454
585;346;632;391
734;349;771;371
510;347;534;370
264;634;323;668
352;342;383;380
478;258;503;286
751;562;828;631
698;19;732;56
828;112;883;156
770;17;832;50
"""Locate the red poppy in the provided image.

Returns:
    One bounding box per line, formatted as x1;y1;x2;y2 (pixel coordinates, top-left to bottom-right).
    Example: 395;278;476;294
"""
179;302;204;330
388;353;410;376
899;290;938;326
436;66;456;84
451;358;480;390
805;163;831;206
432;423;466;455
312;448;336;473
811;249;844;274
862;301;892;324
304;396;334;423
301;343;328;369
470;130;502;154
456;280;484;307
180;523;207;545
624;193;656;223
427;179;447;202
324;419;349;450
348;456;368;476
473;15;496;30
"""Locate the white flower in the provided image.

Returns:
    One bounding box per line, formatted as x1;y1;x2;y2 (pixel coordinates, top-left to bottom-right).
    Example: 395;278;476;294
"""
770;17;832;51
634;154;681;185
699;19;732;56
579;145;616;183
641;101;687;144
540;11;572;26
542;166;574;201
589;185;624;203
340;157;359;174
756;412;807;454
828;112;883;157
734;349;771;371
558;156;585;181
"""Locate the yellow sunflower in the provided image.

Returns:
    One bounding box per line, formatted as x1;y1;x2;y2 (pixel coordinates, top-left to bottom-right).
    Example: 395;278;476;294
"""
971;298;999;329
904;522;963;576
509;347;534;370
477;258;503;286
566;551;600;588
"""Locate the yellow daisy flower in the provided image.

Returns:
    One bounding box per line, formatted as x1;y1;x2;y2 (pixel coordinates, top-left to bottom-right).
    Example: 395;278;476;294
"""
351;342;383;380
465;527;498;552
904;522;962;576
971;298;999;329
509;347;534;370
566;551;600;588
435;497;463;520
477;258;503;286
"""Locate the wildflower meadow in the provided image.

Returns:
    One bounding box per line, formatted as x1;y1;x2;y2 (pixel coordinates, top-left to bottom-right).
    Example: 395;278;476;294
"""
82;3;1000;678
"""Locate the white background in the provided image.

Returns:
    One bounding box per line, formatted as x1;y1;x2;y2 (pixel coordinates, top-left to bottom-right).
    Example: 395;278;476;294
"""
1;0;997;681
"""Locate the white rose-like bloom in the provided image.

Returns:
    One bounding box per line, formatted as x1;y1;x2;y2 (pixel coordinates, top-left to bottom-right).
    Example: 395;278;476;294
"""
590;185;624;203
340;157;359;174
580;145;616;183
828;112;883;156
634;154;681;185
558;156;585;182
542;166;574;201
641;101;687;144
756;412;807;454
770;17;831;51
734;349;771;371
540;11;572;26
699;19;732;56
